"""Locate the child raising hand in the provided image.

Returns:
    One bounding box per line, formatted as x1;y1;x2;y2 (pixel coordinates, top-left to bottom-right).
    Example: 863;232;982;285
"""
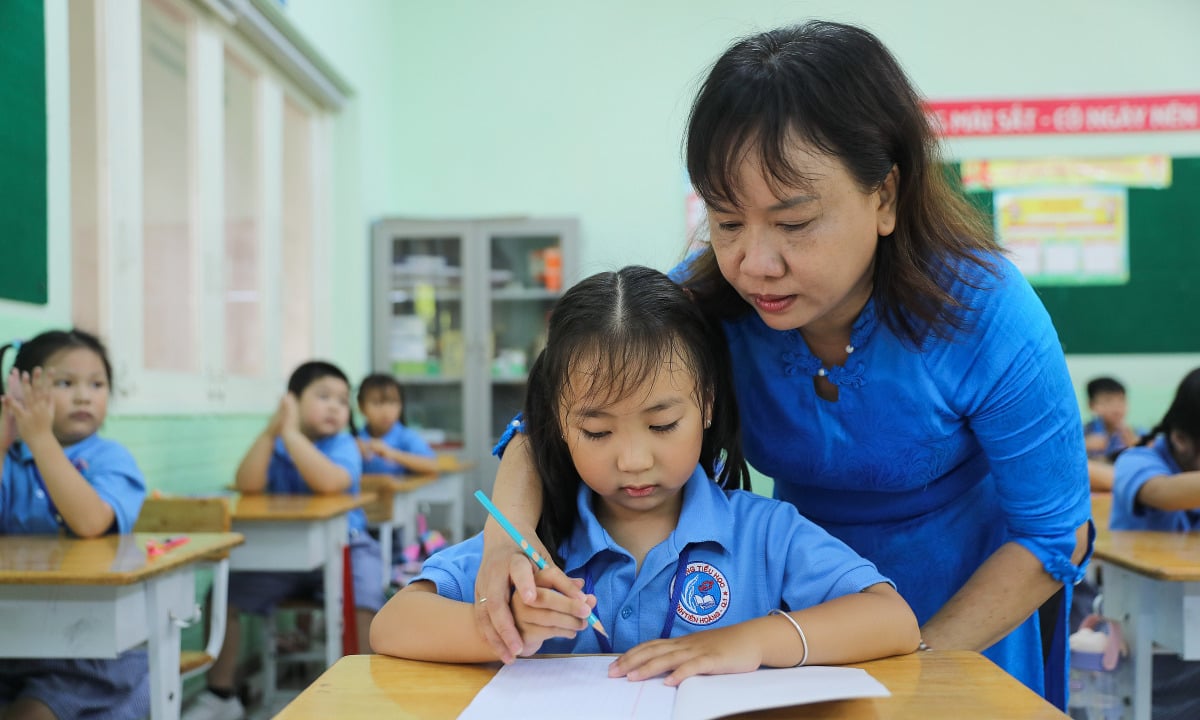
0;330;148;720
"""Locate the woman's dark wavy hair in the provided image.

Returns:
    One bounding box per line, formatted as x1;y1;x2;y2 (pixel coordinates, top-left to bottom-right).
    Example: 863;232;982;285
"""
0;329;113;397
682;20;998;346
287;360;358;435
524;266;749;562
1137;367;1200;449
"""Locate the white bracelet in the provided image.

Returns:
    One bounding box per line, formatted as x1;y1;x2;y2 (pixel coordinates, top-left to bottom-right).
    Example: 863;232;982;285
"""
768;609;809;667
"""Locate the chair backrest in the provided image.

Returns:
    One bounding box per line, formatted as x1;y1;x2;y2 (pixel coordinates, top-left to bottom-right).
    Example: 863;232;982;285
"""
134;496;235;680
134;496;232;533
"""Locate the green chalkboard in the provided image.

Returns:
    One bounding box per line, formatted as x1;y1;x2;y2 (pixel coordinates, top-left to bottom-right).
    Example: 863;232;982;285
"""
0;0;48;305
964;157;1200;354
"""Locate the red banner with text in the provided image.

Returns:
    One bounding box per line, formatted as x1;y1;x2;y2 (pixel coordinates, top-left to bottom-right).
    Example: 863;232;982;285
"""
925;94;1200;137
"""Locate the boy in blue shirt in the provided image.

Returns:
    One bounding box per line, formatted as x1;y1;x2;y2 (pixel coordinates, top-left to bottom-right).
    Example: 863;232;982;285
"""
186;361;383;720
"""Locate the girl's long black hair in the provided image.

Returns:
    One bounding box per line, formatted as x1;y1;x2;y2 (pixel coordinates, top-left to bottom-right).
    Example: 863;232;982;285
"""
1137;367;1200;449
524;266;749;562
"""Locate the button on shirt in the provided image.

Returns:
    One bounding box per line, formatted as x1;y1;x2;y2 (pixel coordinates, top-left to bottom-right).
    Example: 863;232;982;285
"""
415;465;890;653
268;432;367;534
1;434;146;535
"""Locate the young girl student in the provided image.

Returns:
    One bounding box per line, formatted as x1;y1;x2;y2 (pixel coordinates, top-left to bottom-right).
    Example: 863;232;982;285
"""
356;373;438;476
0;329;148;720
1111;367;1200;531
370;267;919;683
1109;369;1200;720
186;361;384;720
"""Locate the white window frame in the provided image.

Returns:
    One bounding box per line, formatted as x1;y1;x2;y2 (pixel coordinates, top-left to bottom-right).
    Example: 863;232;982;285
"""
63;0;347;415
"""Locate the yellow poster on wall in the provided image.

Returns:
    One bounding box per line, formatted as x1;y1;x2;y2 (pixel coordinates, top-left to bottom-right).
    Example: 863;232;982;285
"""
994;187;1128;286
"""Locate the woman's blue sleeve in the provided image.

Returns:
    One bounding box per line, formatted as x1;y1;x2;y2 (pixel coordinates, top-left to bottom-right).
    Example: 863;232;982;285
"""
931;260;1091;584
492;413;525;458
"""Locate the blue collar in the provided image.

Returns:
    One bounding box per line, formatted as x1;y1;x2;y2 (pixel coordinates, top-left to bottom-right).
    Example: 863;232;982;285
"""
559;465;734;577
12;433;102;463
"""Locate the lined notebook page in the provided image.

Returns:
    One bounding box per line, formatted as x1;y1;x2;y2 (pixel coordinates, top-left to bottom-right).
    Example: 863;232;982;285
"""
456;656;890;720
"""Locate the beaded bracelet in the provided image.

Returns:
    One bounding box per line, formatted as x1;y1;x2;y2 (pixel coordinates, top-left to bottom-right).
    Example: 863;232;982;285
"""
768;609;809;667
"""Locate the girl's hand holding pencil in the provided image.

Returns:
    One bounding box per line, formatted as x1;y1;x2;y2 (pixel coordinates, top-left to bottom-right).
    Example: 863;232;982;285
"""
473;489;601;663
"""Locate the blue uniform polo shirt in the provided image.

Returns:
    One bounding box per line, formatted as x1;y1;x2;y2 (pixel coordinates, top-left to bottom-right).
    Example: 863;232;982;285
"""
356;421;435;475
268;432;367;534
1;434;146;535
1112;435;1200;531
415;465;890;653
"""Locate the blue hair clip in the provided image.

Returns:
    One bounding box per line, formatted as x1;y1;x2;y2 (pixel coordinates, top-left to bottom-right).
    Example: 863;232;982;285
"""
10;340;20;351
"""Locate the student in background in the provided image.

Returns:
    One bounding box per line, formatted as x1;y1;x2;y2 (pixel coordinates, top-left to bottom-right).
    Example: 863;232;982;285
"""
1110;367;1200;531
184;361;383;720
1084;377;1142;492
356;373;437;476
1109;366;1200;720
0;330;148;720
371;267;919;680
1084;377;1140;461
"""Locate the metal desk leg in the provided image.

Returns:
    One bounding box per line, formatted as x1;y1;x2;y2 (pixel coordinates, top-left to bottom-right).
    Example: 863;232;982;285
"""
322;518;346;665
144;572;191;719
378;520;394;587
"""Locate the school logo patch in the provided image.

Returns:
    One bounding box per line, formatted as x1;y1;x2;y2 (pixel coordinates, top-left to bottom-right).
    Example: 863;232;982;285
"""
672;561;730;626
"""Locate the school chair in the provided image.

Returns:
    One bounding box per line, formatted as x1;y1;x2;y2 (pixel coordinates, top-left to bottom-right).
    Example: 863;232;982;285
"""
133;496;234;680
258;544;358;710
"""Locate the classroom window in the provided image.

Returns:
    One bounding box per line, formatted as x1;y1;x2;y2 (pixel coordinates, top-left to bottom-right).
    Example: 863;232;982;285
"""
69;0;100;334
223;48;262;378
280;96;313;376
58;0;344;414
141;0;197;373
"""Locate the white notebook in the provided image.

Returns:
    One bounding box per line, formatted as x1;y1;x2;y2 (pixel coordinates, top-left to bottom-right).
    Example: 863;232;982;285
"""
456;656;890;720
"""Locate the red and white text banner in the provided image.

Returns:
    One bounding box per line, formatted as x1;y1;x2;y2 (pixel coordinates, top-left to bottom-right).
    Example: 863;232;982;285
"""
926;94;1200;137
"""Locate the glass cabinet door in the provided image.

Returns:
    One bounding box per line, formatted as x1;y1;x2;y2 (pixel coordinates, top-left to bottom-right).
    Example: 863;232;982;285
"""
484;220;575;446
373;223;470;450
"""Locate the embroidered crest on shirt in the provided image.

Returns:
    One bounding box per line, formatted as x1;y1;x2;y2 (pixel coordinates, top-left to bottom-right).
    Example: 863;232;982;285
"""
671;561;729;626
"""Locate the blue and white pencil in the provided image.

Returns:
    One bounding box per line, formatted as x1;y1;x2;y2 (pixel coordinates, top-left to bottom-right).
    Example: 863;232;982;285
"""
473;489;608;638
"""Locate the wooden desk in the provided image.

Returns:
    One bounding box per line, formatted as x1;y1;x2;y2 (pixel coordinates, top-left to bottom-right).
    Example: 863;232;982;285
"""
1093;530;1200;720
1091;492;1113;537
0;532;244;720
361;457;474;586
229;493;372;665
275;651;1067;719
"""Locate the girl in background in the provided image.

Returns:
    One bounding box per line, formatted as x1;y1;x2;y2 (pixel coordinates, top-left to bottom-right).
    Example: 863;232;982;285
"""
0;329;147;720
356;373;438;476
1111;367;1200;531
1109;368;1200;720
371;267;918;682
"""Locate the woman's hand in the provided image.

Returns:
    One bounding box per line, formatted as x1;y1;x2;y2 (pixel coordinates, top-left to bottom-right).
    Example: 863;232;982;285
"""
609;624;764;686
473;548;593;663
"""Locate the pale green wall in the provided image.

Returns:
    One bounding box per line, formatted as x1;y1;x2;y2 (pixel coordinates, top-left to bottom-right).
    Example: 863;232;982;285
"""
283;0;1200;495
3;0;1198;499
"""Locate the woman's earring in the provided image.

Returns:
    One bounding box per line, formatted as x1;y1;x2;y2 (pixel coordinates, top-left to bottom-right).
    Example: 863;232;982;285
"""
704;418;712;429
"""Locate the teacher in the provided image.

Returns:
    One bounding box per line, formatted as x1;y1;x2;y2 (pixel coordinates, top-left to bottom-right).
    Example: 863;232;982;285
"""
474;20;1090;708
